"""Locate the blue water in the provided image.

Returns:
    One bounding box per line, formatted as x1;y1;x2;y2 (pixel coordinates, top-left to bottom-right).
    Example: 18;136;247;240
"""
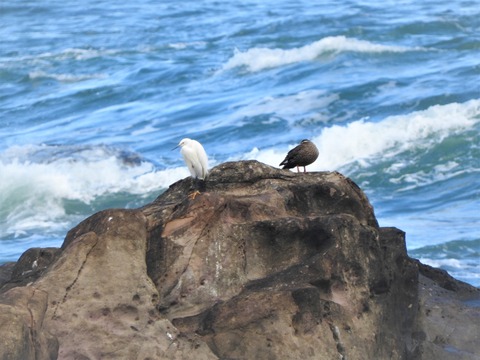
1;0;479;286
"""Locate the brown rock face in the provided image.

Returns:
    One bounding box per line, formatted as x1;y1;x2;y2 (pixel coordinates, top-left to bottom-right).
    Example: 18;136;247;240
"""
0;160;478;359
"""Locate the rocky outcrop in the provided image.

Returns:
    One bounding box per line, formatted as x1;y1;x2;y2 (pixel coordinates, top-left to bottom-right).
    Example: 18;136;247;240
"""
0;160;478;359
414;263;480;359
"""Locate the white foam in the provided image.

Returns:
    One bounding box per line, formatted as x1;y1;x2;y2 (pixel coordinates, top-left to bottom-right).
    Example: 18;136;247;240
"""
418;258;465;269
0;48;122;68
0;145;189;238
0;154;186;201
247;99;480;171
168;41;206;50
28;71;107;82
41;47;120;61
222;36;422;72
388;162;472;192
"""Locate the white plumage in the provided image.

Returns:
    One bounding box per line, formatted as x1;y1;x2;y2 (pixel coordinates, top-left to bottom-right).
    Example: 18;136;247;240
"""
175;138;209;180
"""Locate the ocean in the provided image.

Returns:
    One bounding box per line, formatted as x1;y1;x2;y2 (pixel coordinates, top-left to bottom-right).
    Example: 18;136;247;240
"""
1;0;479;286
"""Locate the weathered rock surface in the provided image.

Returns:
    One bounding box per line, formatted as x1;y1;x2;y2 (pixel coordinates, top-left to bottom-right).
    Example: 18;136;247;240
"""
0;160;478;360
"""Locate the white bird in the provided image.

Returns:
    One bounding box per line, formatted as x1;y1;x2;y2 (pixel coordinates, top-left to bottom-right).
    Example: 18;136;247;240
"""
174;138;209;180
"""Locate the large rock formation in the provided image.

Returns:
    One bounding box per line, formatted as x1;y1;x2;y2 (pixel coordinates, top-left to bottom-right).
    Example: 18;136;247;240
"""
0;161;478;359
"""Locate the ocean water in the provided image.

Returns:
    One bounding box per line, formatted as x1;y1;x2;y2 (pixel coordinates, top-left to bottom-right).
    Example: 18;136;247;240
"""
1;0;479;286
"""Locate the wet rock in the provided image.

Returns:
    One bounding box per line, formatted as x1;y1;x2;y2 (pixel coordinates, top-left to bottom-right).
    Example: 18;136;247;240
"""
0;161;478;359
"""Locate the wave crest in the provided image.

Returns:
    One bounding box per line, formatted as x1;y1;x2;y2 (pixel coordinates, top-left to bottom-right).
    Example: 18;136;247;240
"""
222;36;423;72
0;144;188;239
248;99;480;171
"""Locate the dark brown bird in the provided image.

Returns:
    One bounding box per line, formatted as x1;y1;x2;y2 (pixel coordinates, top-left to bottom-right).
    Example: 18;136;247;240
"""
279;139;319;173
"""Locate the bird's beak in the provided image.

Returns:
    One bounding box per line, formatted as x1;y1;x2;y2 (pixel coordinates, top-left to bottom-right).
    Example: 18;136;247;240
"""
172;144;180;150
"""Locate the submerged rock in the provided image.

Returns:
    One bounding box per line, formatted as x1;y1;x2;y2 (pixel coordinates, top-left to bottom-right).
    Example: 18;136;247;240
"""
0;160;478;359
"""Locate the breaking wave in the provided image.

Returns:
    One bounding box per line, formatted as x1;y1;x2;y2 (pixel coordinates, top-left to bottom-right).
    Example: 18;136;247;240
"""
222;36;425;72
0;144;187;239
247;99;480;172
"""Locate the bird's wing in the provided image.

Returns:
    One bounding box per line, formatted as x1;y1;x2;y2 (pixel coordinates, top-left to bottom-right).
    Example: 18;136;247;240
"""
181;144;208;179
279;145;300;166
192;141;208;179
198;147;209;179
181;147;200;178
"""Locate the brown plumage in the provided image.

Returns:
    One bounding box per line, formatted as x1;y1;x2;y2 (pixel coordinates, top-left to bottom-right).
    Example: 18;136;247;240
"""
279;139;319;173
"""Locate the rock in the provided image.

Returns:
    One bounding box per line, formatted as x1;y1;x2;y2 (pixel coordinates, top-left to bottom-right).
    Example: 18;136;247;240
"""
412;263;480;360
1;248;60;291
0;262;15;288
0;160;478;359
0;286;58;360
39;209;215;359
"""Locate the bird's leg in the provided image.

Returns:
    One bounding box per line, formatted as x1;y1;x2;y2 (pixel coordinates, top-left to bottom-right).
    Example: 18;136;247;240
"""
296;166;300;173
303;166;307;173
188;190;201;200
188;178;204;200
